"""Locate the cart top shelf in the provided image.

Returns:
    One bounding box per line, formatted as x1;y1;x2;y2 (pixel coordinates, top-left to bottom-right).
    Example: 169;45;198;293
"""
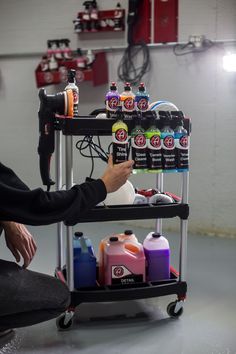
56;112;191;136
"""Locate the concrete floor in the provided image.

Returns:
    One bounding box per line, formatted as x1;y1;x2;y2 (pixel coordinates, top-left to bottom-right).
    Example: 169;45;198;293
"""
0;222;236;354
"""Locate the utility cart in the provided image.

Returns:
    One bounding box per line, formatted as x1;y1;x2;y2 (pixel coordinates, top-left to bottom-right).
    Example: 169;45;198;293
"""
53;113;190;330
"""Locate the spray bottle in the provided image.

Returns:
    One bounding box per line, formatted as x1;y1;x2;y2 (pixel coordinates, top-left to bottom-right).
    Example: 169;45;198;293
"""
61;39;73;60
131;112;147;173
114;2;123;31
145;112;162;172
112;111;129;164
64;69;79;116
172;111;189;172
48;41;58;71
76;48;86;69
135;82;149;112
120;82;135;118
105;82;120;118
160;111;176;172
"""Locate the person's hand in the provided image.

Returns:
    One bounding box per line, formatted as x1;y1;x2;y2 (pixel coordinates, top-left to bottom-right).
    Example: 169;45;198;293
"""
1;221;37;268
100;155;134;193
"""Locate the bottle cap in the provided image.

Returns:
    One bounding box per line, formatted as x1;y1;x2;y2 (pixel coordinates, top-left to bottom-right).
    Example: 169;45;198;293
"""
110;236;119;242
124;82;131;91
152;232;161;238
92;0;97;8
175;117;184;126
171;111;184;119
74;231;83;238
124;230;133;235
159;110;171;118
159;111;171;125
67;69;76;83
138;83;145;92
110;82;117;90
64;39;70;46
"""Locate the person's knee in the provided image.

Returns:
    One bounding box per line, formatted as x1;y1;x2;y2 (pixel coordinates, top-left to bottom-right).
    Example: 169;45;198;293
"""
56;281;71;311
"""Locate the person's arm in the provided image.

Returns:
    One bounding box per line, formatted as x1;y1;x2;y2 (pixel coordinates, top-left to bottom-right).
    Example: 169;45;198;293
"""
0;221;37;268
0;156;133;226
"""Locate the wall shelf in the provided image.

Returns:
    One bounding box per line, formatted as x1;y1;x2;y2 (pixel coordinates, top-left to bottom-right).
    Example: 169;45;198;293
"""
35;52;108;87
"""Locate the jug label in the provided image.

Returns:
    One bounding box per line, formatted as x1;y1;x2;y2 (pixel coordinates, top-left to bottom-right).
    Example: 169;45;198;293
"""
111;265;143;284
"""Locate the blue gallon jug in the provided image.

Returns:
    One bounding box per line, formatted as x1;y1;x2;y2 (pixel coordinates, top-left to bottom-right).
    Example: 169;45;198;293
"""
73;232;97;289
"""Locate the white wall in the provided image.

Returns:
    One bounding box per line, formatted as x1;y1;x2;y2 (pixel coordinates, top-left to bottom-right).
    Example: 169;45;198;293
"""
0;0;236;236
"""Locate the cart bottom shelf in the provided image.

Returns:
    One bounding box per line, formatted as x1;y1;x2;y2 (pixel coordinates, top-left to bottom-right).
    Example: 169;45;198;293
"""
56;268;187;307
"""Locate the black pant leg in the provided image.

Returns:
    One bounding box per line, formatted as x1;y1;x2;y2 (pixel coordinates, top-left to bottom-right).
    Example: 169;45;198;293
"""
0;259;70;330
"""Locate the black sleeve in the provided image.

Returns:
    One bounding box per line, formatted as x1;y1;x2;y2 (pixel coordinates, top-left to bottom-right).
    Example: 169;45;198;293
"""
0;162;107;226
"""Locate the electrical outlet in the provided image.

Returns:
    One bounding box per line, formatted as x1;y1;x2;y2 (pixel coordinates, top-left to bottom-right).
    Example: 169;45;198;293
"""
188;35;206;48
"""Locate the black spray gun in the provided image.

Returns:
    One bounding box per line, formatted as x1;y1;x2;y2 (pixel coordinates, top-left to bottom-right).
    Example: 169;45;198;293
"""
37;70;77;191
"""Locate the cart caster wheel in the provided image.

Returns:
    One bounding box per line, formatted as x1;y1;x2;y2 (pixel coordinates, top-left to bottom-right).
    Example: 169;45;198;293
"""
167;301;184;318
56;313;73;330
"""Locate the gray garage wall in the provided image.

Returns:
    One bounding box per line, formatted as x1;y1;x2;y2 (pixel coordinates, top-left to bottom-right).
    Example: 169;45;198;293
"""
0;0;236;236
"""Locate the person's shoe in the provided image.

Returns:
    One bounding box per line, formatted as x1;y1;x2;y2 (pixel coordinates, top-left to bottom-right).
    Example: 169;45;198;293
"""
0;329;13;338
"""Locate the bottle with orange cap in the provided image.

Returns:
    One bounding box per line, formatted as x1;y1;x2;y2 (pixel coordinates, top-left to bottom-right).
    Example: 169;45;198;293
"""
120;82;135;118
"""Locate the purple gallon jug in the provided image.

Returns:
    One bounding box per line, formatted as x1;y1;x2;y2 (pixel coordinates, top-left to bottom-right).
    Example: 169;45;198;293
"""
143;232;170;281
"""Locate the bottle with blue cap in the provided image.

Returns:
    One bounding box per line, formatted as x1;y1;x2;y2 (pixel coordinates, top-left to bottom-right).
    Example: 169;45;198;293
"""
172;111;189;172
135;83;149;112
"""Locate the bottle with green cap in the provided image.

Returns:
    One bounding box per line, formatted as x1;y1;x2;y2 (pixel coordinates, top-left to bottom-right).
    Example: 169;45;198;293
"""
145;112;162;172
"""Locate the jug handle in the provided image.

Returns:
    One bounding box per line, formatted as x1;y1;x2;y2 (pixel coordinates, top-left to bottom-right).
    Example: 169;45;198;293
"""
124;243;142;256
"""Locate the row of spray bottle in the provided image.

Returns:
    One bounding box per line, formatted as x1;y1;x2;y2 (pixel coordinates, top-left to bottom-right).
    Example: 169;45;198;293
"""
108;83;189;173
130;109;189;173
107;82;151;171
106;81;149;119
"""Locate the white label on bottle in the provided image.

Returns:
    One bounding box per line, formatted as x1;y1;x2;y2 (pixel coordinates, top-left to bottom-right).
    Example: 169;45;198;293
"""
112;265;132;278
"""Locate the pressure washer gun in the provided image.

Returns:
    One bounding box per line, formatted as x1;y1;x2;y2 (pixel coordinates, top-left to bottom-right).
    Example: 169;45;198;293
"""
37;79;74;191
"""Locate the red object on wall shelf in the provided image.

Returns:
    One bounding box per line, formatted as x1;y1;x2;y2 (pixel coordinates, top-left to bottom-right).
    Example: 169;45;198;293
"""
76;9;125;33
132;0;151;44
35;52;108;88
131;0;178;44
154;0;178;43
